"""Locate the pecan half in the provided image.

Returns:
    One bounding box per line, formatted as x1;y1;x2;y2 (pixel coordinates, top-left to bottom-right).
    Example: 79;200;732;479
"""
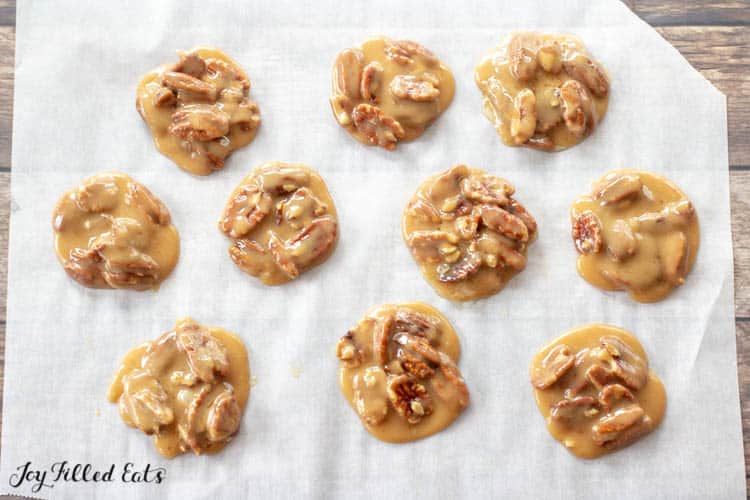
550;396;600;423
125;182;171;226
384;39;437;66
76;180;120;213
386;374;434;424
563;54;609;97
479;204;529;242
437;249;483;283
267;233;299;279
531;344;575;389
599;336;648;391
390;74;440;102
353;367;390;426
407;230;460;263
284;216;338;268
219;186;273;238
176;321;230;384
631;200;695;233
593;174;643;204
510;88;537;144
572;211;603;255
508;35;538;82
333;48;364;100
598;383;635;412
161;71;218;101
351;103;405;150
433;360;470;409
360;61;384;101
460;174;514;206
169;104;230;141
118;369;175;435
559;80;594;137
206;386;242;443
607;219;638;261
591;405;652;448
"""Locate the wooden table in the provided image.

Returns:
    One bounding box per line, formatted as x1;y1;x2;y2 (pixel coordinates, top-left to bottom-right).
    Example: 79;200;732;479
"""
0;0;747;492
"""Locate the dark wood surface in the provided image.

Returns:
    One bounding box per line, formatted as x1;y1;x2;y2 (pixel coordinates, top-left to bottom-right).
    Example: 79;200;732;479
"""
0;0;747;495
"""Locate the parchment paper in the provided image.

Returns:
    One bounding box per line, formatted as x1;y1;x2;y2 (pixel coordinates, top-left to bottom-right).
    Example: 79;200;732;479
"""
1;0;745;498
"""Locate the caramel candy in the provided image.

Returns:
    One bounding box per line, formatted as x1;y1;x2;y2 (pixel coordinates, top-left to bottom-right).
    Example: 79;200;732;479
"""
475;32;609;151
571;169;699;302
403;165;537;301
218;162;339;285
107;318;250;458
136;47;261;175
52;171;179;290
330;36;454;150
530;324;666;459
336;303;469;443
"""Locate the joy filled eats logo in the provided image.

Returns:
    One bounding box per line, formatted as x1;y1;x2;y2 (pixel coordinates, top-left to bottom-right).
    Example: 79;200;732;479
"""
8;461;165;493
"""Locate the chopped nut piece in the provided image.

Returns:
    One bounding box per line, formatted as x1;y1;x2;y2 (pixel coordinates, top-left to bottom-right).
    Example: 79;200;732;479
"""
77;180;120;213
606;219;638;261
153;87;176;107
460;173;514;206
537;43;562;73
175;51;207;78
407;230;460;263
336;331;363;369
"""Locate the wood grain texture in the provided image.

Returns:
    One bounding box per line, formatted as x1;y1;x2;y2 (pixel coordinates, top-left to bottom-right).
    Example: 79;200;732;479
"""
631;0;750;26
655;26;750;167
0;0;747;494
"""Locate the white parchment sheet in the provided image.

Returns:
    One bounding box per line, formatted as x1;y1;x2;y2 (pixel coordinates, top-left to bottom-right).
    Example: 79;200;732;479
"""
1;0;744;498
